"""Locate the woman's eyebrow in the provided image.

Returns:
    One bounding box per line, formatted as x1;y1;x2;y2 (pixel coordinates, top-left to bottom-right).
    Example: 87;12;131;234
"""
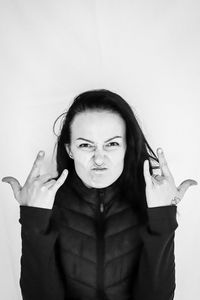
76;136;123;143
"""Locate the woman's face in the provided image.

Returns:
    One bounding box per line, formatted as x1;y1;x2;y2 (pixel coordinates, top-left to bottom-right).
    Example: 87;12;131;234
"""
65;110;127;188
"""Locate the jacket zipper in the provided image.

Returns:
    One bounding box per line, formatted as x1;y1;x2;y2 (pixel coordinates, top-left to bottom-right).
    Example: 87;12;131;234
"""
96;190;105;300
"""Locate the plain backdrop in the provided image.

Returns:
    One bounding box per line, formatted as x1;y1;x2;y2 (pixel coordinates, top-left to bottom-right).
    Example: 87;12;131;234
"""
0;1;200;299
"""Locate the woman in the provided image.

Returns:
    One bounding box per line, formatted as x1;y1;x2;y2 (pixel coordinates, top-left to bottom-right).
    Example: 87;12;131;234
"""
2;89;197;300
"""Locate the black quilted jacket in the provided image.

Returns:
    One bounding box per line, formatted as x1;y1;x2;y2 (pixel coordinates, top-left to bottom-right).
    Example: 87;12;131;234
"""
19;169;178;300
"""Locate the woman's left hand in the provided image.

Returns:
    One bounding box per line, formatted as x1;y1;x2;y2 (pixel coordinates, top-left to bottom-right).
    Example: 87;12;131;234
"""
143;148;198;208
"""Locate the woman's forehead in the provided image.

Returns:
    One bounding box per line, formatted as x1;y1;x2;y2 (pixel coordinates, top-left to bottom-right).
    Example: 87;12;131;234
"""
71;110;126;138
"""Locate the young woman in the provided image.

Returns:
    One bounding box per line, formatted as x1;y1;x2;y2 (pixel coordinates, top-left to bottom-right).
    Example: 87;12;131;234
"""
2;89;197;300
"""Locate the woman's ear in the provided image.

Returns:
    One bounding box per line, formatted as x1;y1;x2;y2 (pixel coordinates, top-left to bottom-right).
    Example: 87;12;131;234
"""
65;144;73;159
65;143;70;156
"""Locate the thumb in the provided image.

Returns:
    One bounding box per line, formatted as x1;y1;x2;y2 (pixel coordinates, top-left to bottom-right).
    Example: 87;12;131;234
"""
143;160;152;188
2;176;22;199
51;169;68;193
177;179;198;198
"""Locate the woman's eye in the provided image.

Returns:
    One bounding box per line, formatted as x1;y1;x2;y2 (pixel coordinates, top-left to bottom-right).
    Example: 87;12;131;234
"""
79;143;93;148
78;142;119;149
106;142;119;147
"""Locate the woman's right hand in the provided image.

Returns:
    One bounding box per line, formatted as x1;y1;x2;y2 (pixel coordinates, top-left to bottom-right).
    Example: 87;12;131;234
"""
2;151;68;209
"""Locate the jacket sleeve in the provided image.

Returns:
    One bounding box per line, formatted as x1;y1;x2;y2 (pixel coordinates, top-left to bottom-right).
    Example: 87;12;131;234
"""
132;205;178;300
19;205;66;300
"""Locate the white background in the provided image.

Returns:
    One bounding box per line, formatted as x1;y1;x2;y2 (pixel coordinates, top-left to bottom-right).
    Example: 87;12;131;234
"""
0;0;200;299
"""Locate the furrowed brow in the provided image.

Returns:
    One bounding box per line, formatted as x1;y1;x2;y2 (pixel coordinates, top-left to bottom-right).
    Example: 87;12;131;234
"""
76;136;123;143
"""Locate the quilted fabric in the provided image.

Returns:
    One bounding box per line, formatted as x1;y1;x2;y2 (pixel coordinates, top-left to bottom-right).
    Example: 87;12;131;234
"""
54;169;143;300
19;169;178;300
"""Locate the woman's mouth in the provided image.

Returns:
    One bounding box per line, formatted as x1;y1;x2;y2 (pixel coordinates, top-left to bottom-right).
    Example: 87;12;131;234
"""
92;168;107;173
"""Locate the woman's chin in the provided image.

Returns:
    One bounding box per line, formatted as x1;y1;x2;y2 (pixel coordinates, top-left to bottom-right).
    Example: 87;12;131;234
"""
87;174;115;189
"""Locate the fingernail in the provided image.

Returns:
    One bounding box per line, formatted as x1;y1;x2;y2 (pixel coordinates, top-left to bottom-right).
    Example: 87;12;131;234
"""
39;151;44;156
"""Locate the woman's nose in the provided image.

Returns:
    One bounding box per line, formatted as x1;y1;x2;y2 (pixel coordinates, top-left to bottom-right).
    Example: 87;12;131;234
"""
93;149;105;166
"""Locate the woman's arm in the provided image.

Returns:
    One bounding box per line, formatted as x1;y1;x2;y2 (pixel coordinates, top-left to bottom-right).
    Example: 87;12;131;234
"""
2;151;68;299
132;205;178;300
133;148;196;299
19;205;66;300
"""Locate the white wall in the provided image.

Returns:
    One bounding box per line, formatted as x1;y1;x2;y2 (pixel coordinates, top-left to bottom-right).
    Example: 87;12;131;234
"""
0;1;199;299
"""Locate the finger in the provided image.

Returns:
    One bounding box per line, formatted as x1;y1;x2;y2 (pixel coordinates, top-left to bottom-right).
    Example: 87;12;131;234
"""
177;179;198;198
143;160;152;188
26;151;45;183
152;174;163;183
157;148;173;179
2;176;21;199
36;174;53;184
50;169;68;193
42;179;56;190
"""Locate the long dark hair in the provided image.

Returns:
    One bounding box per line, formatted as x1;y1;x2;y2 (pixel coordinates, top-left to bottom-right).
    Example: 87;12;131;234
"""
52;89;159;222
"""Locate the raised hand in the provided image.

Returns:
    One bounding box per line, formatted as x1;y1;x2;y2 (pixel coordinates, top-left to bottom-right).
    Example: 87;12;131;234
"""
143;148;198;208
2;151;68;209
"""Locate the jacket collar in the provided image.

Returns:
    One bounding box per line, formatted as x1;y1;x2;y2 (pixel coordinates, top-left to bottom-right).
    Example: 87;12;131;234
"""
66;168;122;207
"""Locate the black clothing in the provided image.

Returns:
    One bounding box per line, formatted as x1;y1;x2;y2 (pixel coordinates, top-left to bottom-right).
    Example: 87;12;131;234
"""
19;169;178;300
